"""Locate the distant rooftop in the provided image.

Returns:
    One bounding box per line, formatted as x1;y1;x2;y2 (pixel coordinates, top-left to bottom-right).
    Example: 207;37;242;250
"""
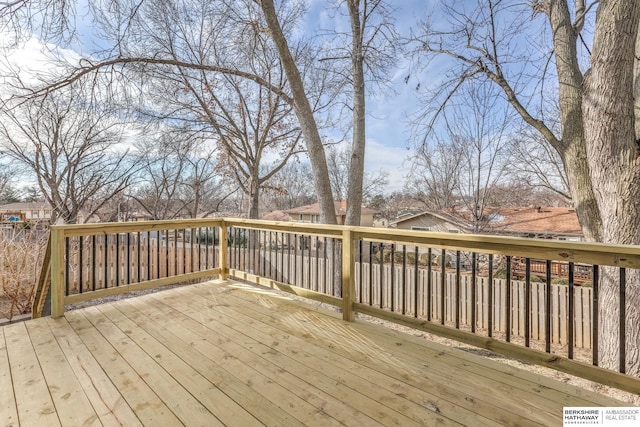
392;206;582;237
284;200;378;216
260;210;291;222
0;202;51;211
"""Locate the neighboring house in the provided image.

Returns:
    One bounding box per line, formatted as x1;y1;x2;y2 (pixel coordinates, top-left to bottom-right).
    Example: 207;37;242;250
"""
0;202;53;228
284;200;377;227
128;212;154;222
0;202;101;226
260;210;291;222
391;206;583;241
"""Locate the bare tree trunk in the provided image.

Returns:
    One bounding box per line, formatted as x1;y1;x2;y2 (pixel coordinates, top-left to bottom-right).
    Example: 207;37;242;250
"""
635;24;640;142
582;0;640;373
259;0;336;225
192;184;200;219
547;0;603;242
345;0;365;226
248;173;260;220
560;144;602;241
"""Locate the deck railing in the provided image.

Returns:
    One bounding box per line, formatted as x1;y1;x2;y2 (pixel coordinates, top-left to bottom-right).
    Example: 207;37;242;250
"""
33;219;227;318
34;218;640;394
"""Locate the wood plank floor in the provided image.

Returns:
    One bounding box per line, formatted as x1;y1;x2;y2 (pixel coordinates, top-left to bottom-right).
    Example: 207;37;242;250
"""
0;279;625;426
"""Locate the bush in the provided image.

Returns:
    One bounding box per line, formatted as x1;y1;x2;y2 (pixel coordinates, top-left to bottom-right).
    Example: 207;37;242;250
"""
374;249;399;263
373;248;420;264
433;254;452;268
418;252;431;266
494;267;508;279
0;229;48;320
197;230;219;246
230;234;247;248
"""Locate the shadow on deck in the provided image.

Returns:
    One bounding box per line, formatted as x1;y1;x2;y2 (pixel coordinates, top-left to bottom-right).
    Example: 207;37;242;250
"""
1;279;624;426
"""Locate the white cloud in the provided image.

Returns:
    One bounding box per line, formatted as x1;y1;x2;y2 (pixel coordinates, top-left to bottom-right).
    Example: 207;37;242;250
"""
364;138;410;193
1;35;85;98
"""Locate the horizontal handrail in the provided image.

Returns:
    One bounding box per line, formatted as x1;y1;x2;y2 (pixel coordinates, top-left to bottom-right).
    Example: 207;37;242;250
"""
49;218;640;269
51;217;225;236
349;227;640;269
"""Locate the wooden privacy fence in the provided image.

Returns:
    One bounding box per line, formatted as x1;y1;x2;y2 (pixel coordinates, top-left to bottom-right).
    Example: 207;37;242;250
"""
63;235;218;294
250;252;594;349
358;266;594;349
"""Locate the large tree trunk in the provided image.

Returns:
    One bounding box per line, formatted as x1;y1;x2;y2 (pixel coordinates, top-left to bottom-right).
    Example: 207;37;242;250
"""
548;0;603;242
248;172;260;220
635;25;640;141
582;0;640;374
345;0;365;226
259;0;337;225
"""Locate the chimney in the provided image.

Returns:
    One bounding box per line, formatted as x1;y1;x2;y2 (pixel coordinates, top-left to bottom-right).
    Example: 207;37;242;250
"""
341;199;347;210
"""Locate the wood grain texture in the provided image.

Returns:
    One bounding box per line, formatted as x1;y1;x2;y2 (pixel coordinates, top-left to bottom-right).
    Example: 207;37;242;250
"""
0;279;627;427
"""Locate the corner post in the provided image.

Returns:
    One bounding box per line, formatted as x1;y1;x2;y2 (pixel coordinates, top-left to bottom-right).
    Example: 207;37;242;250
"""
219;220;229;280
342;229;355;322
50;226;65;318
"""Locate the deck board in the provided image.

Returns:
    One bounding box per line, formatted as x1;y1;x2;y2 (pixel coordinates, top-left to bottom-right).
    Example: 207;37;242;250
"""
0;328;19;427
76;307;226;427
214;281;624;410
114;298;350;427
108;298;304;427
182;283;560;426
4;322;60;427
45;312;143;427
0;279;627;427
24;319;99;426
64;311;183;426
136;290;424;426
159;285;490;426
93;303;269;427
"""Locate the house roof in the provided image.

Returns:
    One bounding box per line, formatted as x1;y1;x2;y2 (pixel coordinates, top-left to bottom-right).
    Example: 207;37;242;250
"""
284;200;378;216
0;202;51;211
392;206;582;237
391;209;473;229
261;210;291;222
487;207;582;236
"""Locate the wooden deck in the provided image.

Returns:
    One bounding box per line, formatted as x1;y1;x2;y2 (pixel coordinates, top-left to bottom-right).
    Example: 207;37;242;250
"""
1;280;624;426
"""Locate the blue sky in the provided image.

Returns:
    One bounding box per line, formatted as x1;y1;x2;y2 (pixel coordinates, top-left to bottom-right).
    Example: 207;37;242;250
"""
301;0;436;191
3;0;440;193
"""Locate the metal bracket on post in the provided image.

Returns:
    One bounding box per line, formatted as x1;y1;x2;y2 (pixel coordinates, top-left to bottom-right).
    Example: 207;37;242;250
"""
342;229;355;322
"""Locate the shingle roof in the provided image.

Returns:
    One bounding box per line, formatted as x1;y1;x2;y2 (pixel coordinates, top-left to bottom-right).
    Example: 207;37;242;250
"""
393;206;582;237
485;207;581;236
261;210;291;222
284;200;378;216
0;202;51;211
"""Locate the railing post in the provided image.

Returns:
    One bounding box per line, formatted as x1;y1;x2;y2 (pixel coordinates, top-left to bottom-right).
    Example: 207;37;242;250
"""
50;226;65;318
341;229;355;322
31;236;52;319
219;221;228;280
